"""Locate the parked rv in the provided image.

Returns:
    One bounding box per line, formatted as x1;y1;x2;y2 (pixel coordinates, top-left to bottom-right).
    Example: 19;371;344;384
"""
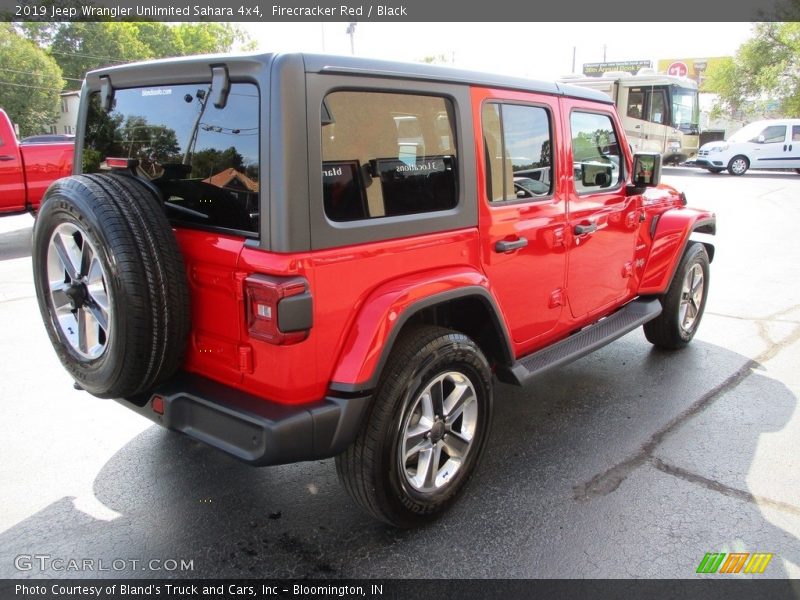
560;71;700;164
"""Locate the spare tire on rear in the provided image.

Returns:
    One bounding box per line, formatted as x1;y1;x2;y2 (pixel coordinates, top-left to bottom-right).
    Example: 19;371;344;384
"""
32;173;190;398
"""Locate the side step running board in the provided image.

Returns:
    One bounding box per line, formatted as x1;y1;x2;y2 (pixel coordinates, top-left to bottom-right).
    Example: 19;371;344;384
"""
497;298;662;386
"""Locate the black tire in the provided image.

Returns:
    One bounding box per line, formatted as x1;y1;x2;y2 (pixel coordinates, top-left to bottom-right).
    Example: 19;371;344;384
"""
644;242;710;350
706;168;723;174
727;155;749;176
336;326;493;528
32;173;190;398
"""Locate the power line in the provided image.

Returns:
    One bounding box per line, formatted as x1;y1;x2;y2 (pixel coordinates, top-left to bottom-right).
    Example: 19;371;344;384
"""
0;67;83;82
0;80;66;92
48;49;127;64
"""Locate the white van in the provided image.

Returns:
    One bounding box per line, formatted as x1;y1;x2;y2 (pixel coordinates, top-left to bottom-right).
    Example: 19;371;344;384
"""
695;119;800;175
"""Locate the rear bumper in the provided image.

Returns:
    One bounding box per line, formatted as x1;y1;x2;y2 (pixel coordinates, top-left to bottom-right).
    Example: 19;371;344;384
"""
120;372;371;466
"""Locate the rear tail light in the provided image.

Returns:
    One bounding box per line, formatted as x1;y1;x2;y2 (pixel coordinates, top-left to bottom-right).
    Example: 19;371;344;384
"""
245;275;312;345
105;157;140;171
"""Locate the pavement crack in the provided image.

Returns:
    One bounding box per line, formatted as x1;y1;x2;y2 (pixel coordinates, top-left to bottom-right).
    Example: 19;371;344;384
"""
574;316;800;502
650;458;800;517
573;359;757;501
706;305;800;324
754;320;800;364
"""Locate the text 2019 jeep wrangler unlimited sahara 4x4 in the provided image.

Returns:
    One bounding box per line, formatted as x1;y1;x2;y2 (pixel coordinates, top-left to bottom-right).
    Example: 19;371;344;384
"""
32;53;715;527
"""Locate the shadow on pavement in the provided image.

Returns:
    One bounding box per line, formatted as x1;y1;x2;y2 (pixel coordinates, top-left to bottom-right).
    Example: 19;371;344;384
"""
0;338;797;579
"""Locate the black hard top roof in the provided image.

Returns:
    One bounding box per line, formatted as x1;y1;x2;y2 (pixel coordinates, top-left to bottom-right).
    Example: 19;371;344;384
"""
86;52;613;104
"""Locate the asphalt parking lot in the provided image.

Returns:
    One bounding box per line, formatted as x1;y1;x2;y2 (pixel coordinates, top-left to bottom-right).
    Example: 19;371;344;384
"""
0;167;798;580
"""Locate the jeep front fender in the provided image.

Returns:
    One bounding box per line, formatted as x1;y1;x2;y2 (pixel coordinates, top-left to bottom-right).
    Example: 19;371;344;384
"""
638;207;716;296
328;267;511;392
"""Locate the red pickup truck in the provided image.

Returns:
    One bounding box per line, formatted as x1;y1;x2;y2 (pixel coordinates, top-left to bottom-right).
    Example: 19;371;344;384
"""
0;109;74;215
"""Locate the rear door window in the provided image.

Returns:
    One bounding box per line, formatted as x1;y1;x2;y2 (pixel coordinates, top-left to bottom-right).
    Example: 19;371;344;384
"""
481;102;553;203
321;91;458;222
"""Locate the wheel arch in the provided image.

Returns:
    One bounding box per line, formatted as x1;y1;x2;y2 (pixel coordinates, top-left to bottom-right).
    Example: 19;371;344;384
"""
328;280;513;395
638;209;716;296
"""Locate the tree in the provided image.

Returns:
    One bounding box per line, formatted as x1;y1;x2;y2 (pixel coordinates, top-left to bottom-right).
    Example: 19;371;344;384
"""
21;22;253;89
49;22;151;86
705;23;800;118
119;115;180;163
190;147;244;179
0;24;64;136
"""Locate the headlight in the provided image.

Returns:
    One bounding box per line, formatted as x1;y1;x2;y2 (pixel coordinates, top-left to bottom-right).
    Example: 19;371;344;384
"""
709;144;729;153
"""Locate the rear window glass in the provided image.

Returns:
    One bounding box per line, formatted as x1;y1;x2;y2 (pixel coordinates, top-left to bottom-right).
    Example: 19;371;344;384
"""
83;82;260;235
321;91;458;222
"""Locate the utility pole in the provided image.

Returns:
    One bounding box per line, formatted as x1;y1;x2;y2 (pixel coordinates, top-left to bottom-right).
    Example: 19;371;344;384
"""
346;22;356;55
183;88;210;165
572;46;576;74
603;44;607;62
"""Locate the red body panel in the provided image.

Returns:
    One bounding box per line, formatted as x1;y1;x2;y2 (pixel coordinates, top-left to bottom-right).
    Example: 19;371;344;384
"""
0;110;73;214
638;205;716;295
178;228;484;405
472;88;568;350
19;143;74;209
169;85;710;407
328;262;487;387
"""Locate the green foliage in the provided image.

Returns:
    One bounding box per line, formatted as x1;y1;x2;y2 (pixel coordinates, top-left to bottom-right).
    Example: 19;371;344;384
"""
118;115;181;163
0;24;64;137
19;22;252;89
704;23;800;119
190;147;245;179
84;94;123;156
50;22;151;86
81;148;102;173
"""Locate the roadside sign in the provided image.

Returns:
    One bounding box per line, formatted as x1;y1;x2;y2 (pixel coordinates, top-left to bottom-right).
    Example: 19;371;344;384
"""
667;62;689;77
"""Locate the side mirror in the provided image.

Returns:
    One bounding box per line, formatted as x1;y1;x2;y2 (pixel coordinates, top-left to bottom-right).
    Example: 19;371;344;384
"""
757;134;765;144
581;162;612;188
210;64;230;109
629;152;661;191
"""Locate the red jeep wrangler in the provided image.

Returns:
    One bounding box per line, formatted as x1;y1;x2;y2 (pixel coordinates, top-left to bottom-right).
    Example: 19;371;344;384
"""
32;54;715;527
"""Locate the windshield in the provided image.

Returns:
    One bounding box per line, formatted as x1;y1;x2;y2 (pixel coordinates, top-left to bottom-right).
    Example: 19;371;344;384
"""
671;86;699;134
83;82;260;235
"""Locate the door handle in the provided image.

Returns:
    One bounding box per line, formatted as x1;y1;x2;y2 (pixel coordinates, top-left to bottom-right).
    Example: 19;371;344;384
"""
574;222;598;235
494;237;528;253
0;155;16;161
